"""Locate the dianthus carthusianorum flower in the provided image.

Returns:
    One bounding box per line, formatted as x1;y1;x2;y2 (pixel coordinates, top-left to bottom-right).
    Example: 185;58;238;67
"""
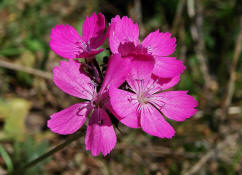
50;13;106;59
48;13;198;157
109;57;198;138
109;15;185;79
47;54;130;156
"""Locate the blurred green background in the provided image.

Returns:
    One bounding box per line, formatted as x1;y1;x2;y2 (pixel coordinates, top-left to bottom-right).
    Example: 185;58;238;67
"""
0;0;241;175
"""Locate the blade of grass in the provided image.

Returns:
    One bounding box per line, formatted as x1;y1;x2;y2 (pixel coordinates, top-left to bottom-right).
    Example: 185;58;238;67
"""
0;144;14;173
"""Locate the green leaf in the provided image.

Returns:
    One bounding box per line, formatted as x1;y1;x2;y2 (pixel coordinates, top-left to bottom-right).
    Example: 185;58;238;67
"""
0;144;14;173
0;98;31;141
0;48;22;57
24;38;45;52
13;137;49;175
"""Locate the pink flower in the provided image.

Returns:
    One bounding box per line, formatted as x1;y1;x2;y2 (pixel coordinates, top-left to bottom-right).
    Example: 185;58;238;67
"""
50;13;106;59
109;15;185;78
109;57;198;138
47;54;130;156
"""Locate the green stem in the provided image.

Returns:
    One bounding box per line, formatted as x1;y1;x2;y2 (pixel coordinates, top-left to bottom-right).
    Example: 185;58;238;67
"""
11;130;83;174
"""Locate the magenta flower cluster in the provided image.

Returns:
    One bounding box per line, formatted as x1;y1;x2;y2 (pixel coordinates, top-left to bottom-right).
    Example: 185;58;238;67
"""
48;13;198;156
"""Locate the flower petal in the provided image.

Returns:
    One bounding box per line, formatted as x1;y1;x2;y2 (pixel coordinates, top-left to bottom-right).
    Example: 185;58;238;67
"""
151;75;180;90
47;102;91;135
50;24;85;59
100;54;131;93
126;54;155;92
109;87;140;128
109;15;139;54
140;104;175;138
85;108;116;156
153;57;185;78
82;13;106;49
153;91;198;121
53;60;95;100
130;55;155;79
76;48;104;59
142;30;176;57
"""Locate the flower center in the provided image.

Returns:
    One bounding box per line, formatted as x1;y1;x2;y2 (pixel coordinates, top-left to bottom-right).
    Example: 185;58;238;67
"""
118;42;148;57
90;93;108;108
128;79;159;106
137;91;150;105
